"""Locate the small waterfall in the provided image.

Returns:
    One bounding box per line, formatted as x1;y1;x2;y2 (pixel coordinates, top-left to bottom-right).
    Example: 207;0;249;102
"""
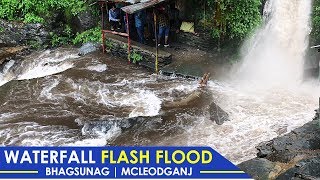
237;0;312;87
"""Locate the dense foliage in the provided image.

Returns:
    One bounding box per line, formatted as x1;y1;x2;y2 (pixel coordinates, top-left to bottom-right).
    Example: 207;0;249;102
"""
202;0;262;40
207;0;261;39
0;0;85;23
311;0;320;45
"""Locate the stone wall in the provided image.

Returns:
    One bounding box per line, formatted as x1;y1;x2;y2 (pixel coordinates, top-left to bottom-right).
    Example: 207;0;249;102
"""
177;32;215;50
104;33;172;69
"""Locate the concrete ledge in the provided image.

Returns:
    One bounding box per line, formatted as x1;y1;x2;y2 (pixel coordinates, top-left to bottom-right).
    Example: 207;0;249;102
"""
104;33;172;67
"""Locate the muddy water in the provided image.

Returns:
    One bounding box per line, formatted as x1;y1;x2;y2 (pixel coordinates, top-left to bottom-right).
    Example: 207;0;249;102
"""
0;48;318;164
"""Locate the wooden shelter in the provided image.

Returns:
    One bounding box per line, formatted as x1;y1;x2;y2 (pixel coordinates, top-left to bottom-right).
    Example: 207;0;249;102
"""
98;0;170;73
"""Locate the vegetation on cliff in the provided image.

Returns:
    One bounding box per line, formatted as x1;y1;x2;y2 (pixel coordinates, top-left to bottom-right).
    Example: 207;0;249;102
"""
0;0;86;23
311;0;320;45
201;0;262;41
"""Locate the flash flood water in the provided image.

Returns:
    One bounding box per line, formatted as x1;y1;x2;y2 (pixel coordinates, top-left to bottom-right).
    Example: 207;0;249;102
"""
0;0;318;165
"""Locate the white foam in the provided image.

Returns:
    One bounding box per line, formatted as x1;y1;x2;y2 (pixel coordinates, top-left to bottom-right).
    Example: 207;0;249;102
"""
0;122;79;146
39;78;61;101
17;61;75;80
0;60;16;86
86;64;107;72
178;80;318;164
128;90;162;118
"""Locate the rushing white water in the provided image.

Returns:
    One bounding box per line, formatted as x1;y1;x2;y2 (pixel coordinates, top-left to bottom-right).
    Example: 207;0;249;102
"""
237;0;312;87
0;60;15;86
86;64;108;72
17;50;79;80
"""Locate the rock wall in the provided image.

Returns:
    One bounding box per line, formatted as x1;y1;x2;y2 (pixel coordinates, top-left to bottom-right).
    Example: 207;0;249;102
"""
177;32;215;50
239;119;320;179
0;20;49;47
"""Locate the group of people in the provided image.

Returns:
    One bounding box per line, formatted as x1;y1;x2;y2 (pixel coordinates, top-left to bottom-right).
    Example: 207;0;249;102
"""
108;2;180;48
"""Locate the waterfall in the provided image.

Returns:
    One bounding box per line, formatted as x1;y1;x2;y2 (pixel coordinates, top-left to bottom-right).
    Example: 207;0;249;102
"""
237;0;312;87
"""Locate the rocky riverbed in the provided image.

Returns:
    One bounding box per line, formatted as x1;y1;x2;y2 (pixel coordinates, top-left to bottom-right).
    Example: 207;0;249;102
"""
239;117;320;179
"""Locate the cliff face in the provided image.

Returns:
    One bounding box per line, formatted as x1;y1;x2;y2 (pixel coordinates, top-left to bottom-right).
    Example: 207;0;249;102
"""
0;20;49;47
239;119;320;179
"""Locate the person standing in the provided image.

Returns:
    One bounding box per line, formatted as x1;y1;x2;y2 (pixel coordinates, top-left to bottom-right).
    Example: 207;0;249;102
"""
109;5;120;30
146;9;155;41
158;6;170;47
134;10;146;44
169;3;180;42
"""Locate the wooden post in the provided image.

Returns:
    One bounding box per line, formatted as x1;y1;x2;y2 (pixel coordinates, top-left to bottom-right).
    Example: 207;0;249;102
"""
126;12;131;63
153;9;158;74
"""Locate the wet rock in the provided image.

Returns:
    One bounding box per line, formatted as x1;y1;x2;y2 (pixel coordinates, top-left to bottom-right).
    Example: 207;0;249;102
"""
240;118;320;179
277;157;320;180
78;42;100;56
24;23;49;45
0;20;49;47
0;46;29;65
209;102;229;125
257;119;320;163
238;158;279;180
72;10;98;32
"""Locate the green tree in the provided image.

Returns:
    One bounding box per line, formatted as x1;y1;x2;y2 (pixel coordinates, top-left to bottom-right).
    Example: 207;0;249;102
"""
0;0;86;23
203;0;262;40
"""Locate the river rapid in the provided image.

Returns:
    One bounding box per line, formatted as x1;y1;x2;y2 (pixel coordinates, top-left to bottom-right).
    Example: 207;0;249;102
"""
0;48;318;164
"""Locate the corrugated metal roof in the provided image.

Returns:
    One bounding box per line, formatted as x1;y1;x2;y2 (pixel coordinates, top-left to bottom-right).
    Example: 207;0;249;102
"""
121;0;167;14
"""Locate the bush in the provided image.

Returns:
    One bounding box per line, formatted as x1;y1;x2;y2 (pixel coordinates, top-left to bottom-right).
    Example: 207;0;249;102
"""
50;25;74;47
0;0;86;23
73;27;101;45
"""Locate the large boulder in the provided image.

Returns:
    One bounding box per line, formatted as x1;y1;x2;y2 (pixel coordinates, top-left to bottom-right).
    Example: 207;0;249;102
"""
239;118;320;179
276;157;320;180
238;158;281;180
0;46;28;65
0;20;49;47
72;9;99;33
256;119;320;163
209;101;229;125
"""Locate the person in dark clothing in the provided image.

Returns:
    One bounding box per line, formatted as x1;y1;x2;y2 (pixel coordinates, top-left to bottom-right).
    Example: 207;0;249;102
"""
169;3;181;42
157;6;170;47
146;9;155;41
134;10;146;44
109;5;120;30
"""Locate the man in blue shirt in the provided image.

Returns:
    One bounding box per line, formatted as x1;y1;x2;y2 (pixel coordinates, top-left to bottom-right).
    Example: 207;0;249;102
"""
109;5;120;30
134;10;146;44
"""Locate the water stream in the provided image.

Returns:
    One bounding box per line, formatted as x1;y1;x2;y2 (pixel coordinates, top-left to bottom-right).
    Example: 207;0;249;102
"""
0;0;318;165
